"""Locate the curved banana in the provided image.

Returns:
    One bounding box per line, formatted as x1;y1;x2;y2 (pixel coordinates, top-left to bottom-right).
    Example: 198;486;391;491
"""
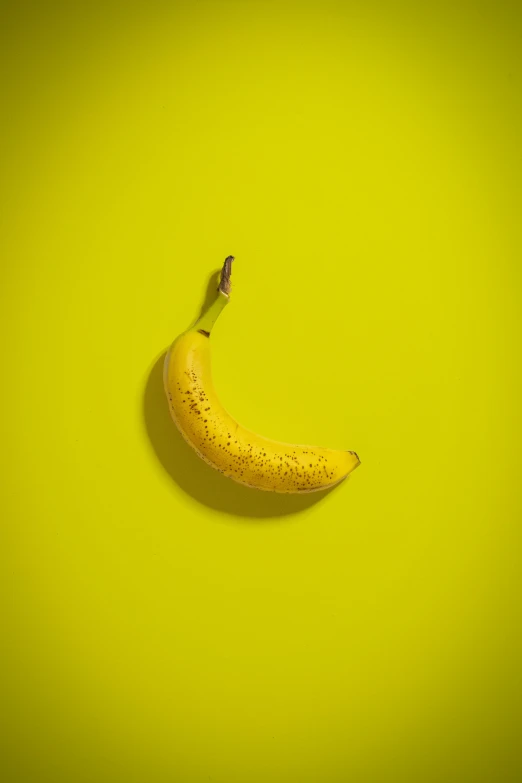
164;257;360;493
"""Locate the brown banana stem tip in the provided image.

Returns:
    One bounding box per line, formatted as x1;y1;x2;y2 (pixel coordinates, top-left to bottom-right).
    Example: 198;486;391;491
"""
219;256;234;296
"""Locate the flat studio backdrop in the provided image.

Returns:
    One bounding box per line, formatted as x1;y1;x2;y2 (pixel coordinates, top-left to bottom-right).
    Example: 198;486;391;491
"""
1;2;521;782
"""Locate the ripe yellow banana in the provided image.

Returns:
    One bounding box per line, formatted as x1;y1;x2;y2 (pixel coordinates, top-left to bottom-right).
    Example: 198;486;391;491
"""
164;257;360;493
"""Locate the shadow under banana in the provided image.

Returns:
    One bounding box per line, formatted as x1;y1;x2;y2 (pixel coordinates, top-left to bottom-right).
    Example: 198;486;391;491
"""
143;266;346;519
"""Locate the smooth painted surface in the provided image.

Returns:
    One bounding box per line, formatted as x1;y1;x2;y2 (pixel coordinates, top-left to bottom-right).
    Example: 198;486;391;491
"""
1;2;521;781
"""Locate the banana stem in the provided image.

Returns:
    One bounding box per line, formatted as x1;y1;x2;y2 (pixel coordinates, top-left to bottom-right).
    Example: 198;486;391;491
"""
193;256;234;335
219;255;234;296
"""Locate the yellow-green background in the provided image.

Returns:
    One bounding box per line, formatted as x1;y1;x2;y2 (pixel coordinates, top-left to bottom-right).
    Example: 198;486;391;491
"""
1;1;521;781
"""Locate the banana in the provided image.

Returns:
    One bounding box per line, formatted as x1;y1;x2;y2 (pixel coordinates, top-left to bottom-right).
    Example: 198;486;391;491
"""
164;257;360;493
